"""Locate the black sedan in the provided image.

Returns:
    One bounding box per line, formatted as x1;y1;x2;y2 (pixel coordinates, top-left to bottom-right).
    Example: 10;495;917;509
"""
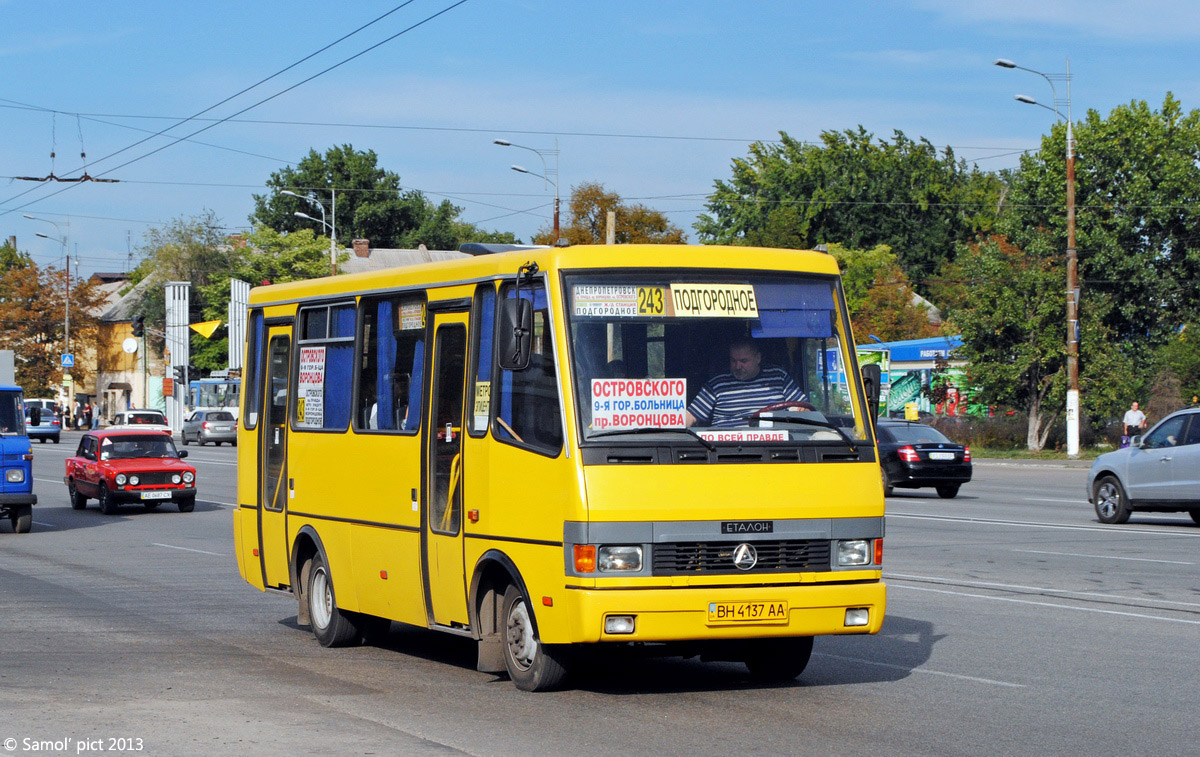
876;420;972;498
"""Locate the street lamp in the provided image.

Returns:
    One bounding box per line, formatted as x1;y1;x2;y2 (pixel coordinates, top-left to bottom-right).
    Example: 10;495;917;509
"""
494;138;561;243
279;189;337;275
995;57;1079;457
25;214;73;419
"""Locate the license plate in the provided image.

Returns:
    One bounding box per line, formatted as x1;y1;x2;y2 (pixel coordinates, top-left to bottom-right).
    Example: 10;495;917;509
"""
140;490;172;500
707;601;788;624
213;426;232;432
928;451;955;460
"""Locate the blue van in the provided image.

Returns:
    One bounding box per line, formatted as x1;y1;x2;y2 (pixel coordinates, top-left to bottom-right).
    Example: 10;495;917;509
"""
0;384;37;533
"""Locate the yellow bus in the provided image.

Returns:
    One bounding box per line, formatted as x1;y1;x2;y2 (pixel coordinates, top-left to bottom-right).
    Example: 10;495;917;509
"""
233;243;886;691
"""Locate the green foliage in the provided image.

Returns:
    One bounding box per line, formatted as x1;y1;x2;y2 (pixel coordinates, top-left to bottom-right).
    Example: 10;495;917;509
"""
192;226;338;371
251;144;518;249
1003;94;1200;354
1154;325;1200;403
0;239;33;270
695;128;1004;286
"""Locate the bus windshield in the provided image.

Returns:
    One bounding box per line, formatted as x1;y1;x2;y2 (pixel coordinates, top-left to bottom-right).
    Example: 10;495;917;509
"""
565;271;870;446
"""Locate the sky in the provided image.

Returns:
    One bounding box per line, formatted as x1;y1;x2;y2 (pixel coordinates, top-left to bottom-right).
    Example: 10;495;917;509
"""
3;0;1200;278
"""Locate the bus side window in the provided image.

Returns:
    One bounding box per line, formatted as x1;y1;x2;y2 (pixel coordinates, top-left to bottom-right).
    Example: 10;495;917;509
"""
357;294;425;433
494;281;562;455
469;283;496;436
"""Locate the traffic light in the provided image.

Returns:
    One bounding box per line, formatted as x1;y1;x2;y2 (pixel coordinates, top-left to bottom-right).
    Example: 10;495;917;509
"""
131;315;145;337
173;365;186;384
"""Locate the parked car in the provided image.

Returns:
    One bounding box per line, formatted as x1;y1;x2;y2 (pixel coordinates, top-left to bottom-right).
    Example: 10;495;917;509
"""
876;419;972;498
24;405;61;443
1087;407;1200;525
64;429;196;514
181;410;237;446
109;409;171;433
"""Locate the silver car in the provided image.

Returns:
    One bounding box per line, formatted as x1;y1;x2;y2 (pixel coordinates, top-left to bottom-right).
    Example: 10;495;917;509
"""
181;410;237;446
1087;407;1200;524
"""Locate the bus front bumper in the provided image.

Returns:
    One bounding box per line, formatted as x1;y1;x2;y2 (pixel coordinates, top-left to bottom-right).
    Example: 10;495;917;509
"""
560;579;886;644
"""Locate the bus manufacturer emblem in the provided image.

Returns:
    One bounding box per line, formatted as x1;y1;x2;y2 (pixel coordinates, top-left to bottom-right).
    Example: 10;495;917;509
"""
732;543;758;571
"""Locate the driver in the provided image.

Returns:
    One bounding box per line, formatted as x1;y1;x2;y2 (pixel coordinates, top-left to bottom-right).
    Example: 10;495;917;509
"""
685;338;807;428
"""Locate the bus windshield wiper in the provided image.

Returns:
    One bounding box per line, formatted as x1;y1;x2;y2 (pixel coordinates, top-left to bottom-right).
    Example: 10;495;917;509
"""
747;414;859;452
589;426;716;451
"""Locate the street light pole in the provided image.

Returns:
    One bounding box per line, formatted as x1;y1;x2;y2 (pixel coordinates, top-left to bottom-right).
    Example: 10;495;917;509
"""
280;188;337;275
996;57;1079;457
494;139;561;243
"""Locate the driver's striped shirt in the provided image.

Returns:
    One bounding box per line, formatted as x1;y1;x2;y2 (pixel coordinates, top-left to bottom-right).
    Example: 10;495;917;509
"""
687;367;806;429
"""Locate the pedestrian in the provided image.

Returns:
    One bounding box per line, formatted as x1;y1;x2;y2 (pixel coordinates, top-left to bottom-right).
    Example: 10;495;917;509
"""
84;402;93;430
1121;400;1146;447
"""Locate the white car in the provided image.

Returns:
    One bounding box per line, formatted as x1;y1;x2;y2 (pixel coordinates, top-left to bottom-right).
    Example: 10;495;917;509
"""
1087;407;1200;524
108;409;172;434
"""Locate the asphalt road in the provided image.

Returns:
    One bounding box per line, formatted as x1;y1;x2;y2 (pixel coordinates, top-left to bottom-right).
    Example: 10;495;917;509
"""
3;433;1197;756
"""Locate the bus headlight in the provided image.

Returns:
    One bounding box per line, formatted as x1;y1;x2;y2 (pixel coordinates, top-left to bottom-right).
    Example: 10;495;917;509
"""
837;540;871;567
598;545;643;572
6;469;24;483
183;472;195;484
115;473;127;485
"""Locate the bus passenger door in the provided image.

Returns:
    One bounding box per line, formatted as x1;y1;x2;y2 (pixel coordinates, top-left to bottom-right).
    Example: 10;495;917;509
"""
423;311;470;627
259;329;292;589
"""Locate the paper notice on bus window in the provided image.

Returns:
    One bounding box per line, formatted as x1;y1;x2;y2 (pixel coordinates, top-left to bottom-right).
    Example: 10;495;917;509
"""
399;301;425;330
472;381;491;431
296;345;326;428
696;429;788;443
573;285;639;317
591;378;687;431
669;283;758;318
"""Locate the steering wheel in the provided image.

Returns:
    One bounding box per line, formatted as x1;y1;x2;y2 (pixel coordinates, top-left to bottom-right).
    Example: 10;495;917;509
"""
752;401;816;416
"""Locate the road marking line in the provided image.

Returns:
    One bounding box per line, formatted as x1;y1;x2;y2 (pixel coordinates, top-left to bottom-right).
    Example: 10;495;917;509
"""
887;511;1198;537
888;573;1200;610
1025;497;1088;504
815;652;1023;688
152;542;226;556
1013;548;1193;565
891;583;1200;624
32;521;56;528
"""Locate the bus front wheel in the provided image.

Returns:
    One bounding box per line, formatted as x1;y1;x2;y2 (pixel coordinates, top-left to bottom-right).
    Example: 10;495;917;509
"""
306;552;361;647
743;636;814;682
501;584;569;692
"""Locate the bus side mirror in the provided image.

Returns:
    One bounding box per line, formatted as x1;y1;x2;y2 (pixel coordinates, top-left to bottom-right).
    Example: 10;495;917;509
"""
29;407;41;426
497;298;533;371
861;364;881;421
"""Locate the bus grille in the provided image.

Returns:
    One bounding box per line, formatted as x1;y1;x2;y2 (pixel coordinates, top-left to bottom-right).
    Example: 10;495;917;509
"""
652;540;831;575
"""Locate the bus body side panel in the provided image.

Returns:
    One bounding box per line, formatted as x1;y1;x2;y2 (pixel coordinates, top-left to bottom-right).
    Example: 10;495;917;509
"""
342;433;426;625
462;436;584;643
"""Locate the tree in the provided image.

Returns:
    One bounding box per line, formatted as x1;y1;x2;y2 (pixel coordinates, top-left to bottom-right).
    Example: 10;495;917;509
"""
827;243;940;343
949;236;1130;450
192;226;337;370
0;260;106;395
532;182;686;246
251;145;518;249
695;128;1004;287
1005;94;1200;356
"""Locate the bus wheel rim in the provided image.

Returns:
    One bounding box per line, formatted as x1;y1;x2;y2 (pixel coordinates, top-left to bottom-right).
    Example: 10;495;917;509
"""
311;568;333;629
506;599;536;671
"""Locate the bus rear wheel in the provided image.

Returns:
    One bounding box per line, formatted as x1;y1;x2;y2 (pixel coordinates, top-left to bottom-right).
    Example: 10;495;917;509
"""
306;552;361;647
743;636;814;682
501;584;569;691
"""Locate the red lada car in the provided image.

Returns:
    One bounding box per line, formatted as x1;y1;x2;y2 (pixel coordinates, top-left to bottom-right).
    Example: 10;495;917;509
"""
65;429;197;514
